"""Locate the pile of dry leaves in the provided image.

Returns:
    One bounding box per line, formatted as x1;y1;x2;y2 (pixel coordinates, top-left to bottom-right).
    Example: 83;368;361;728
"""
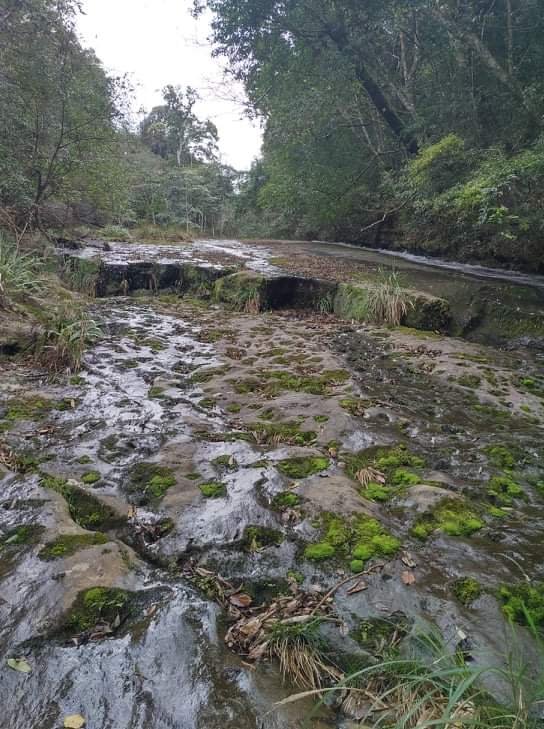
184;563;342;689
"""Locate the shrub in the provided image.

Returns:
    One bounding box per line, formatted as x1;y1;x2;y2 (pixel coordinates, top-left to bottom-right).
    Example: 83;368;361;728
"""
100;225;132;242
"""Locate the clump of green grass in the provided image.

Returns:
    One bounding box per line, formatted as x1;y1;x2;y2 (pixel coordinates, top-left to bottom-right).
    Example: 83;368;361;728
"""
287;623;544;728
267;618;340;689
37;308;101;373
499;582;544;629
0;235;43;306
367;270;412;326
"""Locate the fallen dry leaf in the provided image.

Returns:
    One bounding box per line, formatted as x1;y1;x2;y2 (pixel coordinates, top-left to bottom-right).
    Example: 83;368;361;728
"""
229;593;253;609
7;657;32;674
401;551;417;568
346;580;368;595
64;715;85;729
402;571;416;586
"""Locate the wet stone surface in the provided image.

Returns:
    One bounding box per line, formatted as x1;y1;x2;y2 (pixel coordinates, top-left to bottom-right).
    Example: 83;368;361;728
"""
0;274;543;727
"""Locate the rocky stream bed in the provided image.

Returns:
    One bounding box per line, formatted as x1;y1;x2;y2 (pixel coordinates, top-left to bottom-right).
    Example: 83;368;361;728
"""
0;239;543;728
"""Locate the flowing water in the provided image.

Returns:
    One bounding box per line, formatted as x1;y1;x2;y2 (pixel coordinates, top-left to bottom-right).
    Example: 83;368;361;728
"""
1;240;543;728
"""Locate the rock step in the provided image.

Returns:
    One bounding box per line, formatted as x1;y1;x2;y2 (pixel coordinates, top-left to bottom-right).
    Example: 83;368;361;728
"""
61;255;451;333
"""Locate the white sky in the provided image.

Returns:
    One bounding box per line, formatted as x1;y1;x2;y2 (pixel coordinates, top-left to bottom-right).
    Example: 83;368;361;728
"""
76;0;263;170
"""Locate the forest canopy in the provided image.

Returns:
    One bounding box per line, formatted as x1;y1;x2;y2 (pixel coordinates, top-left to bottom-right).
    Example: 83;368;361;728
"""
197;0;544;269
1;0;543;269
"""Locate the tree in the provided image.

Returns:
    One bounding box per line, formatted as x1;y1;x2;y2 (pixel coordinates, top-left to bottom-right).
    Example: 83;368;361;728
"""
0;0;129;228
140;85;219;166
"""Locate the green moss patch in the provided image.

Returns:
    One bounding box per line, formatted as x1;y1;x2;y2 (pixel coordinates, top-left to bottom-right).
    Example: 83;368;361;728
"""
452;577;482;606
485;444;520;470
272;491;301;511
339;397;367;416
200;481;227;498
250;421;317;447
231;369;349;398
304;513;400;566
277;456;330;479
127;463;176;504
81;470;101;485
1;524;43;549
41;474;123;531
190;366;229;384
0;397;54;430
148;386;166;399
411;498;484;540
211;454;238;473
487;474;524;506
353;615;410;657
199;397;217;409
62;587;131;634
457;374;482;389
242;525;284;552
345;445;425;502
39;532;108;560
499;582;544;629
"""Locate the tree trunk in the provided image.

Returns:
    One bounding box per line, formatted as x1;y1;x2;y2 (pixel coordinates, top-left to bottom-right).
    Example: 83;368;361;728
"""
326;27;419;155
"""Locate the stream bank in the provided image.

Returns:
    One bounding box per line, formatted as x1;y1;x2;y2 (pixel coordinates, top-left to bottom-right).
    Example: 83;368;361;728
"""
1;238;543;728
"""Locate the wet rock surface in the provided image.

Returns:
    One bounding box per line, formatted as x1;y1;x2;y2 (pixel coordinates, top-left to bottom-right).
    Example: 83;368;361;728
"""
1;239;544;728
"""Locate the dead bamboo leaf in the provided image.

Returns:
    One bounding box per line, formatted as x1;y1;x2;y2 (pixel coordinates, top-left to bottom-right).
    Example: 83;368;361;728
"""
229;593;253;609
7;657;31;674
401;551;417;568
346;580;368;595
64;715;86;729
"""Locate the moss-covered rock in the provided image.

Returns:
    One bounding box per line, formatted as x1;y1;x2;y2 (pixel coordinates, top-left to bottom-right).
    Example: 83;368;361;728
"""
213;271;268;312
81;470;101;485
345;445;425;502
250;421;317;447
333;282;450;332
39;532;108;560
199;481;227;498
411;498;484;540
487;474;524;505
304;513;400;566
1;524;43;549
127;462;176;504
40;474;123;531
62;586;131;634
242;525;284;552
271;491;301;511
452;577;482;606
277;456;330;479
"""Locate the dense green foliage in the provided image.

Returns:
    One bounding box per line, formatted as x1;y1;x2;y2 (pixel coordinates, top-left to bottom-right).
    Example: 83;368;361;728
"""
0;1;237;238
0;0;128;228
196;0;544;269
